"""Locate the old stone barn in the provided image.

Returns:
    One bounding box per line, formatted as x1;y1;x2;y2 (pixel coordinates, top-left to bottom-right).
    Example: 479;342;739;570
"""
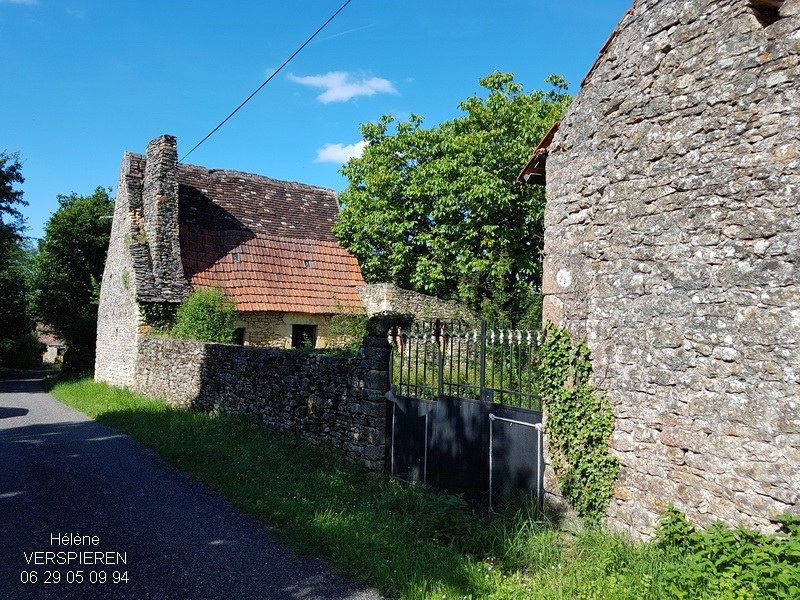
521;0;799;536
95;135;366;387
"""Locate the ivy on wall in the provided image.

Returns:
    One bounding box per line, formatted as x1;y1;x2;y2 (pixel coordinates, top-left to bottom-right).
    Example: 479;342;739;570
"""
537;324;619;526
139;302;178;331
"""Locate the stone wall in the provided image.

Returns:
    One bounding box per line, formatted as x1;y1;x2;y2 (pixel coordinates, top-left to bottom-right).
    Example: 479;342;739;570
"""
358;283;475;322
541;0;799;537
133;315;403;470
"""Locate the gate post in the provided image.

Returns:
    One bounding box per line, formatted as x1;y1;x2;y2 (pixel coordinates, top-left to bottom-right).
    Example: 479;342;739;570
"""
360;313;412;478
479;319;488;402
435;318;445;399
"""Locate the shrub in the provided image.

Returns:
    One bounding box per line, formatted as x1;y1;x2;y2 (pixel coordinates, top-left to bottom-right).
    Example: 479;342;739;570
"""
172;288;235;343
655;505;800;599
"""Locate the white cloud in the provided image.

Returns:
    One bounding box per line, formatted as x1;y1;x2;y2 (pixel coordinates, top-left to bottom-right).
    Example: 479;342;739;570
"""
288;71;396;103
314;140;368;164
1;0;39;4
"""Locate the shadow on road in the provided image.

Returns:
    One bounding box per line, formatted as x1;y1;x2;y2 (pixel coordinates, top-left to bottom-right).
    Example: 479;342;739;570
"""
0;407;28;419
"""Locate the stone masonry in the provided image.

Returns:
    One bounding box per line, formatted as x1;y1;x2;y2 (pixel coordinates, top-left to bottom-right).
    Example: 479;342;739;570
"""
541;0;799;537
95;152;148;387
133;315;403;471
358;283;476;322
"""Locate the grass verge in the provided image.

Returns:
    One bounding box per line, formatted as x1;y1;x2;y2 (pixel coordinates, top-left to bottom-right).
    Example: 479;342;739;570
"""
50;377;699;599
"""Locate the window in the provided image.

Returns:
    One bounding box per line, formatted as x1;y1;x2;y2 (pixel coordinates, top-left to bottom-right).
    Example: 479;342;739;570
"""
291;324;317;349
233;328;245;346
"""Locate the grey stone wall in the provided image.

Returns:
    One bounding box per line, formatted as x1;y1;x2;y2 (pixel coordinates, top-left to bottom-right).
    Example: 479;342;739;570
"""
133;316;402;470
542;0;799;537
95;153;145;387
358;283;475;322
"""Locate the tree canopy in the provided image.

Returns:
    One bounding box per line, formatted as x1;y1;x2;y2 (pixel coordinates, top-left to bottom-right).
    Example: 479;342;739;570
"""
334;73;570;325
0;152;27;234
0;152;42;368
30;187;113;369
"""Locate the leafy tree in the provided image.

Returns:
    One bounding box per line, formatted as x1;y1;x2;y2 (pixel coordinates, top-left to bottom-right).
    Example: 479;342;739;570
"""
172;288;236;343
0;152;41;369
30;187;113;370
0;152;27;233
334;73;570;325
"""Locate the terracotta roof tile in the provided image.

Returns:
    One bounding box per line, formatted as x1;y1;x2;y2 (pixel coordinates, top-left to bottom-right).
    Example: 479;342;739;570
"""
181;227;365;314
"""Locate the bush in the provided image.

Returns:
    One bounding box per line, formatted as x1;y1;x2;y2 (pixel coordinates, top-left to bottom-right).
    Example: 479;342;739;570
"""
172;289;235;343
655;505;800;599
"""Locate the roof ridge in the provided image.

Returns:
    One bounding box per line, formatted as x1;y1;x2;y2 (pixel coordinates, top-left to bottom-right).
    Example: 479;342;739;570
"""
125;151;338;195
188;227;345;247
178;162;337;195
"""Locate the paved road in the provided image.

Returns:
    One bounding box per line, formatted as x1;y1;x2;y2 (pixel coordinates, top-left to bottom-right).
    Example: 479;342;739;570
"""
0;371;381;600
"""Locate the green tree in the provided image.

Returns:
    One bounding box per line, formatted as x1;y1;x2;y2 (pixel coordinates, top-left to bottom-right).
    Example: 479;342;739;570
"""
30;187;113;370
334;73;570;324
0;152;42;369
172;288;236;343
0;152;27;232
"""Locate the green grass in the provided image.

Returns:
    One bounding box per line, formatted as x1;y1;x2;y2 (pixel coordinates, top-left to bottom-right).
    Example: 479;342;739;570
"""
50;377;687;599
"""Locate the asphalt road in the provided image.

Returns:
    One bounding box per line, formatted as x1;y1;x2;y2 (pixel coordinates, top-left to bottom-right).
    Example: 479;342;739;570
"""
0;370;381;600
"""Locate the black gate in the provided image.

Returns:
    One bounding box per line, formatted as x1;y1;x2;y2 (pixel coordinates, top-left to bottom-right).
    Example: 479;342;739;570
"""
388;320;543;510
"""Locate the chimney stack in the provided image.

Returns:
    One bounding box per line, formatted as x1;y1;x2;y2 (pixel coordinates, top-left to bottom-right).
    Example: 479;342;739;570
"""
141;135;187;296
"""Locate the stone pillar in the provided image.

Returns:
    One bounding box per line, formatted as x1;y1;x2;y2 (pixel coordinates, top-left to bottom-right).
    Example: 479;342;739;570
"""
359;313;412;473
142;135;188;296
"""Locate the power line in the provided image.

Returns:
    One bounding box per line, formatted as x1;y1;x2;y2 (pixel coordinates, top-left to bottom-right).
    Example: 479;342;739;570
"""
180;0;354;163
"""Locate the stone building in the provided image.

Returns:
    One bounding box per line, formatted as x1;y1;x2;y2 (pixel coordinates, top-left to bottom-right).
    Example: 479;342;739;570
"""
37;324;65;364
95;135;365;387
521;0;799;537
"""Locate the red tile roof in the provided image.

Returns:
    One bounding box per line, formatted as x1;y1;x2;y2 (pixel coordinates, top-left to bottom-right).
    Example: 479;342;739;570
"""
175;164;365;314
181;228;365;313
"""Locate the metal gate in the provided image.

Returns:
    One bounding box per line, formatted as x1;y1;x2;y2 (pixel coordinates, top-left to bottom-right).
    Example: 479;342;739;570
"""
388;320;544;511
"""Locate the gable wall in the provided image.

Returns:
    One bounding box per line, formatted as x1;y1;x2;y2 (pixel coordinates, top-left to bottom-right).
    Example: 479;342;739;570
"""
95;153;145;387
542;0;800;537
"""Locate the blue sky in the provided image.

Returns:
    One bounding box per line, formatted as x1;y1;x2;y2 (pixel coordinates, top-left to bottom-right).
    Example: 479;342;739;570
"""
1;0;631;240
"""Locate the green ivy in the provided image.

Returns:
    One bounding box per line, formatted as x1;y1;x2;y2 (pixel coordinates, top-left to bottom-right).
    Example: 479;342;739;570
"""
536;324;619;526
139;301;178;331
328;313;368;351
655;505;800;599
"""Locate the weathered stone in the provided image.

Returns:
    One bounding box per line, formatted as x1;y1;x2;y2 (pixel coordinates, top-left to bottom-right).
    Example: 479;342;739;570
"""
132;327;392;471
540;0;800;538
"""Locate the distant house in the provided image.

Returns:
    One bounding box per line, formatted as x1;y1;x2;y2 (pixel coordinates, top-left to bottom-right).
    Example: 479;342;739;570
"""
37;324;65;364
95;135;365;386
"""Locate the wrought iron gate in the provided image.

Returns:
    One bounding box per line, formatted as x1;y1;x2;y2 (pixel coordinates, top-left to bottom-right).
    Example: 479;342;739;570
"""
388;320;544;510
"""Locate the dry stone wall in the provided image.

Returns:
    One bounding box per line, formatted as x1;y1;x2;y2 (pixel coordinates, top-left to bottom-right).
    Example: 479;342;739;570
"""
358;283;475;322
542;0;799;537
133;316;403;470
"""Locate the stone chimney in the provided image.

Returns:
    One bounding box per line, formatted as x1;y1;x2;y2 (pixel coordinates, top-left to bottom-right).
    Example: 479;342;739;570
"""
141;135;188;297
